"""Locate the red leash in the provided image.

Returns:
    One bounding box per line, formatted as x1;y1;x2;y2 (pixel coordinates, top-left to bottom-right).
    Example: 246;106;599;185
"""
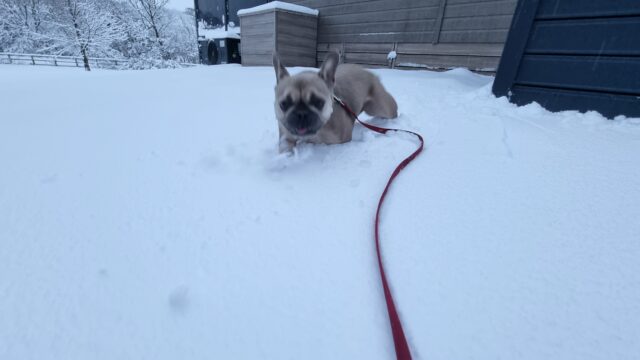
334;96;423;360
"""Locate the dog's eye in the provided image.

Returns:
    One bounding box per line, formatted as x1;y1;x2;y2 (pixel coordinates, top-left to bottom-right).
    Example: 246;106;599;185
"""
280;98;293;111
310;95;325;110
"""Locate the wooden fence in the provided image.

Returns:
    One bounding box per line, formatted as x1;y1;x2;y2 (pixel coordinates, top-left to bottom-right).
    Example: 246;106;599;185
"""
286;0;518;72
0;53;197;69
0;52;130;69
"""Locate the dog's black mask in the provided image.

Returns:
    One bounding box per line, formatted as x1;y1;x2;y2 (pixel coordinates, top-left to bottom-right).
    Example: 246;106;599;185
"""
284;102;322;136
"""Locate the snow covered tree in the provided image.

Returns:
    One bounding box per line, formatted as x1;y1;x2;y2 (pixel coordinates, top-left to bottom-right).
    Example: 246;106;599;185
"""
127;0;168;53
0;0;198;68
0;0;50;53
106;0;152;59
42;0;126;70
161;9;198;63
117;1;197;67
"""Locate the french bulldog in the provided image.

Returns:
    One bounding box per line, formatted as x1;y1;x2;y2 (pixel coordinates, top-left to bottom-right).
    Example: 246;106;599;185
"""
273;51;398;152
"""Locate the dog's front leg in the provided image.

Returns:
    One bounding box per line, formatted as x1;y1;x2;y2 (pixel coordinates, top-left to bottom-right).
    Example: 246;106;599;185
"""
278;126;296;153
279;137;296;153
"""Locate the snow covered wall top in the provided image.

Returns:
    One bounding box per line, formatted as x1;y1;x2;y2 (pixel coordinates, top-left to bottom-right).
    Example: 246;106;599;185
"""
237;1;319;16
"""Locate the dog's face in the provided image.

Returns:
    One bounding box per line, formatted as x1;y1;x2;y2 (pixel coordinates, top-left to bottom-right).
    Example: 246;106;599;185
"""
273;52;339;138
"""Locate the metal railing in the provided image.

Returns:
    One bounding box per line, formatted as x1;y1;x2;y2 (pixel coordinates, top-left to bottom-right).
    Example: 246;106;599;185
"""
0;52;130;68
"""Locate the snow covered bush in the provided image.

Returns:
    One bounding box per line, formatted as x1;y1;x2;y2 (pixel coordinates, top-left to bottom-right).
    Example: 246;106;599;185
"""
123;57;184;70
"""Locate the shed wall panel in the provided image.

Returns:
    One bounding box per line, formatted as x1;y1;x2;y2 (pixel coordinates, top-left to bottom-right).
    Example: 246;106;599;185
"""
510;85;640;119
527;17;640;56
492;0;640;118
516;55;640;95
536;0;640;19
240;9;317;67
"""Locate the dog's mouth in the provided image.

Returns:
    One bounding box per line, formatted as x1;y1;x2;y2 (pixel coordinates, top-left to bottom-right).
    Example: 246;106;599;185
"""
285;124;320;137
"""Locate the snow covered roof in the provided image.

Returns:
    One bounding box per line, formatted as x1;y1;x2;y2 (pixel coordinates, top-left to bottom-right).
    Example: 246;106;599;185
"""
237;1;319;16
198;27;241;40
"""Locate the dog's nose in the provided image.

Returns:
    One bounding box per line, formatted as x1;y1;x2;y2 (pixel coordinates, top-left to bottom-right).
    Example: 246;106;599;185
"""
296;110;308;121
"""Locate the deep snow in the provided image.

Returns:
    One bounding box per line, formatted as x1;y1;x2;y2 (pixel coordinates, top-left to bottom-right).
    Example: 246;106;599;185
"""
0;64;639;360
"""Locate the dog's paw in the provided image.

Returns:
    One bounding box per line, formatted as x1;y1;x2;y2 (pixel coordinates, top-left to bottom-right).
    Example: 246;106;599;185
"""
267;144;315;171
266;148;294;171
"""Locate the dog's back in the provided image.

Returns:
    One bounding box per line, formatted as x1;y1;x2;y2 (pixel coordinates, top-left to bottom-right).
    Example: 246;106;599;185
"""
334;64;398;119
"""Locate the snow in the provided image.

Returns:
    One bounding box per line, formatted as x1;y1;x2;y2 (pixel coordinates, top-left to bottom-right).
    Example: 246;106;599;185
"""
197;20;241;40
1;64;639;360
387;51;397;60
197;26;241;40
237;1;319;16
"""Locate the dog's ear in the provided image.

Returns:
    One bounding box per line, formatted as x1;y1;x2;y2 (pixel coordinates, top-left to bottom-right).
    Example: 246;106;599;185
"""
318;51;340;88
273;52;289;83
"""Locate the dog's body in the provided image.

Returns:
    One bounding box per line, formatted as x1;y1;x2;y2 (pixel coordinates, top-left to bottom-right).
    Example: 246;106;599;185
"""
273;52;398;152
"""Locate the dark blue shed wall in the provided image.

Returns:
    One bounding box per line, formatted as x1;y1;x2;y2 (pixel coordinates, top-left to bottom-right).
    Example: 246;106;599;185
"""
493;0;640;119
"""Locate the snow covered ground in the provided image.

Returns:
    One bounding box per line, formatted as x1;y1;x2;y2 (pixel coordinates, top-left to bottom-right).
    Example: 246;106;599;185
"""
1;64;639;360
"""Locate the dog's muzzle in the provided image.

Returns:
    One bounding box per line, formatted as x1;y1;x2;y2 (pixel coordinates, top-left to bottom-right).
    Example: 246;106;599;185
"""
286;105;321;136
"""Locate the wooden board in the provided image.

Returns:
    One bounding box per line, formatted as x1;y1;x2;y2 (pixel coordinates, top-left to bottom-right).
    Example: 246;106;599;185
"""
320;6;441;25
441;14;514;31
516;55;640;95
527;17;640;56
319;32;436;44
438;29;510;43
510;85;640;118
238;11;275;25
536;0;640;19
317;19;438;36
397;43;505;56
294;0;442;16
241;53;274;66
445;0;517;17
342;51;390;66
396;53;500;70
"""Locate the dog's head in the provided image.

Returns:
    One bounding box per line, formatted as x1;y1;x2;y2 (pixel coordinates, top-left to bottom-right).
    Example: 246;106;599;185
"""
273;51;339;138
